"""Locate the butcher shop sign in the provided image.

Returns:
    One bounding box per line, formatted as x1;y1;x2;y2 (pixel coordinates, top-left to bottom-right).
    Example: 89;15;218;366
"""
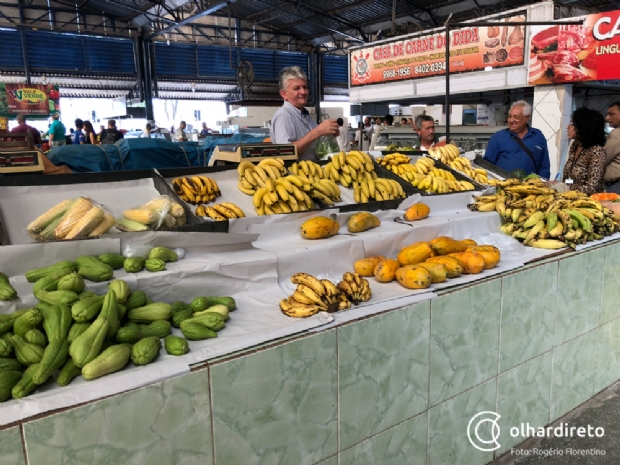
529;9;620;85
350;12;526;87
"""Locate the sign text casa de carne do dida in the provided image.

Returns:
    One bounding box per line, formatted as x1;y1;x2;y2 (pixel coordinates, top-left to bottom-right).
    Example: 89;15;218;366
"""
350;12;526;86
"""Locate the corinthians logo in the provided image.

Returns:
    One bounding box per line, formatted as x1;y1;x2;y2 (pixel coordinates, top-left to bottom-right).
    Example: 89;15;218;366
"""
353;51;371;82
9;88;46;104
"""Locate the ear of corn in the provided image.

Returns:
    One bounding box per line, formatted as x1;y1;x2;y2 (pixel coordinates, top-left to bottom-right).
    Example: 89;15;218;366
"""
170;203;184;218
54;198;94;239
27;199;76;233
38;217;64;240
88;213;116;238
123;208;158;225
142;197;171;212
115;218;149;232
64;206;105;240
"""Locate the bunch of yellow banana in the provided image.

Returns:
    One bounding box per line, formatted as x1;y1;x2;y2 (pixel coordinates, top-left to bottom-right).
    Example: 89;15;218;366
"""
447;157;489;184
237;158;287;195
468;178;620;249
279;273;352;318
289;160;324;183
307;179;342;206
323;151;377;188
337;272;372;305
353;175;406;203
253;176;315;215
376;153;411;166
195;202;245;221
172;176;221;204
427;144;460;163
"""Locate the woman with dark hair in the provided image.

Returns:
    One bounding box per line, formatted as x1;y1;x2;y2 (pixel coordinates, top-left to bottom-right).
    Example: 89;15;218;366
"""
83;120;97;145
562;108;607;195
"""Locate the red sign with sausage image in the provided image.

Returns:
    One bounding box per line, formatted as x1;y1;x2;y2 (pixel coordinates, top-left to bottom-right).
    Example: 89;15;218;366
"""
529;10;620;84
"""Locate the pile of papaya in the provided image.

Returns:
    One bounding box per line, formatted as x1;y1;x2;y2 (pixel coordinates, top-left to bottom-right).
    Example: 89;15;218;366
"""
354;236;501;290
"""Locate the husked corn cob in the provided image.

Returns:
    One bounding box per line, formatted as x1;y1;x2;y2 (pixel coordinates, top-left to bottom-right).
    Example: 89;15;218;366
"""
64;206;105;239
123;208;158;225
88;213;116;238
27;198;76;233
170;202;184;218
54;198;93;239
142;197;171;211
38;217;63;240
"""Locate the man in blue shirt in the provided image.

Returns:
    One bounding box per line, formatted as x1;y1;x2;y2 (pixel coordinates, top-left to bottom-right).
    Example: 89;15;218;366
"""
270;66;339;160
483;101;550;179
71;118;86;145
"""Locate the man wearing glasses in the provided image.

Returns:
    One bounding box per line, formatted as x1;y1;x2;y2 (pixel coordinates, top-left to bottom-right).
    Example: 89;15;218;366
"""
483;100;550;178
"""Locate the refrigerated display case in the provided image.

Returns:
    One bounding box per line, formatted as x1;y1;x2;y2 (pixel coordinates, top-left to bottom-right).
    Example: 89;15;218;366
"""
371;125;507;153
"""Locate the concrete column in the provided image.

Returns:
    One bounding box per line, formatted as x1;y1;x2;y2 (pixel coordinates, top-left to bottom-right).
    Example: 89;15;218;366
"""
531;84;573;180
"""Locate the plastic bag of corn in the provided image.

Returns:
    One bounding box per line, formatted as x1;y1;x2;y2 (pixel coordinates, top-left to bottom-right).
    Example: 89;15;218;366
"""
116;195;186;232
26;197;116;241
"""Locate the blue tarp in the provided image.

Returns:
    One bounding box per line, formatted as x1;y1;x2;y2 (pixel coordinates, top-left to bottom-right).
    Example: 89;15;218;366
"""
46;134;267;172
47;144;123;172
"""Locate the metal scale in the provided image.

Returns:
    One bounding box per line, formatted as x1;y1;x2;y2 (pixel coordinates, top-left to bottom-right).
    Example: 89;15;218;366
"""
209;143;297;166
0;132;45;174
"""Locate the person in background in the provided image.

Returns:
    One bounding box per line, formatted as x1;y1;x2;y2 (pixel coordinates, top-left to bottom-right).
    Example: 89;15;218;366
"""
48;113;66;147
335;118;351;151
99;119;124;144
270;66;339;160
415;115;437;151
11;114;42;146
71;119;86;145
561;108;607;195
354;122;371;151
603;101;620;193
383;115;394;126
200;122;212;136
363;116;374;140
83;120;97;145
483;100;550;178
400;118;408;125
142;123;152;138
175;121;188;142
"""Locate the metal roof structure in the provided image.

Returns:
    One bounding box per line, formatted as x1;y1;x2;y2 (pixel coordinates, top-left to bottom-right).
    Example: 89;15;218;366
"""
0;0;617;53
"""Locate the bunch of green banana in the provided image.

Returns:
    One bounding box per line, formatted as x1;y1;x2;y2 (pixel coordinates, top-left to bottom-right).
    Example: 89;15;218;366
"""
470;179;620;249
289;160;325;183
323;151;376;188
237;158;288;195
353;175;406;203
279;273;351;318
337;272;372;305
252;176;314;215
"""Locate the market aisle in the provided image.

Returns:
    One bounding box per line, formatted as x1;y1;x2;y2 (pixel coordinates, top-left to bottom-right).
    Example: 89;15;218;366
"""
491;380;620;464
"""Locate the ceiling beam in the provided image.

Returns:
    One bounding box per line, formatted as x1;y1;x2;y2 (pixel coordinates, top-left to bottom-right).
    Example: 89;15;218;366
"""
146;0;235;39
246;0;365;42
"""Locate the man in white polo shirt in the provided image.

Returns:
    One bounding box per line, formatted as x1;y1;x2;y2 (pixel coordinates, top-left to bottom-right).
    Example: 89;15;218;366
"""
270;66;339;160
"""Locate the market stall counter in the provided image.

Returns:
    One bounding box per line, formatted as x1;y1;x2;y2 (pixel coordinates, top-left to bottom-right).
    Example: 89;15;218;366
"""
0;162;620;465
